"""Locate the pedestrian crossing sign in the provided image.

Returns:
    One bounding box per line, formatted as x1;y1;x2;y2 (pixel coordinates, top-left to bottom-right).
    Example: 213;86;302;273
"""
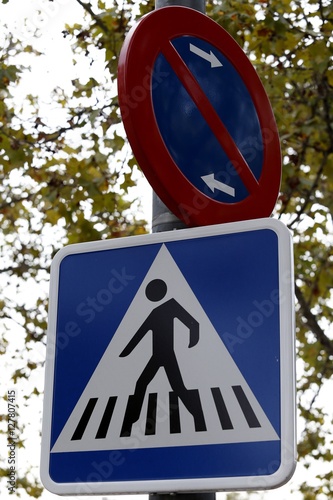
41;218;296;495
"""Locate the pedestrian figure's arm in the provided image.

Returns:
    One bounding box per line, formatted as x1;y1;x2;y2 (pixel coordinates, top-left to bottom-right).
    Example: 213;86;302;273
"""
188;318;199;348
119;318;151;357
173;301;199;348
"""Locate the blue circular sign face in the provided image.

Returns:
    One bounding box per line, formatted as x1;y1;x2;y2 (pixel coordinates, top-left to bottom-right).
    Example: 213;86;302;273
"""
153;35;264;205
118;7;281;226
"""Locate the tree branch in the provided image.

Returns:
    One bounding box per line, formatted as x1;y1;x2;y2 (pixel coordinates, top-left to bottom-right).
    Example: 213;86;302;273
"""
75;0;110;34
288;150;327;229
295;283;333;356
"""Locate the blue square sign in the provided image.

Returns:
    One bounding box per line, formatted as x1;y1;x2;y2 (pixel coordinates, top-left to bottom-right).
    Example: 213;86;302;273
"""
40;219;296;495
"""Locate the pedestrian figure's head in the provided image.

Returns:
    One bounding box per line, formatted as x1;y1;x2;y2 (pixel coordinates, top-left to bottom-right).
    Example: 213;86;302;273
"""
145;279;167;302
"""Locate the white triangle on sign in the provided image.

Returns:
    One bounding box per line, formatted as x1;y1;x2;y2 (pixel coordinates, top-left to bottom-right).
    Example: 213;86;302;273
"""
52;244;279;453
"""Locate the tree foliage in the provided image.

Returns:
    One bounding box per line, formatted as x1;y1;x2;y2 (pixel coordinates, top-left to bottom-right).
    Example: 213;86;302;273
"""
0;0;332;497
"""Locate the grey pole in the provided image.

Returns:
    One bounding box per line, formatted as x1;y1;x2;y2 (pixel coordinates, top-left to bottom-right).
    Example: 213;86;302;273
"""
155;0;205;11
150;493;216;500
151;0;205;233
150;3;216;499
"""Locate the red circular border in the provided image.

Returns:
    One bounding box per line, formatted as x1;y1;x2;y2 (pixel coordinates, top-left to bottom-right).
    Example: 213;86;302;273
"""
118;6;281;227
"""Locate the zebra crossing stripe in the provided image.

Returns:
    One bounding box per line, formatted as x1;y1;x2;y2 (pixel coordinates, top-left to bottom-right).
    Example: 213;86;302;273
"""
145;393;158;436
95;396;117;439
71;398;98;441
211;387;233;430
188;389;206;432
169;391;181;434
232;385;261;428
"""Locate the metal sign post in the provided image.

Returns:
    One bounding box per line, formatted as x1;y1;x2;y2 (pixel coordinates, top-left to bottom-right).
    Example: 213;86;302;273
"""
151;7;214;500
152;0;216;495
152;2;213;500
152;2;214;499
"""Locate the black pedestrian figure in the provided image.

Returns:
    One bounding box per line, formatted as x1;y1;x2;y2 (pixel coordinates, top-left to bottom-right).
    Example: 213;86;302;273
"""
119;278;206;436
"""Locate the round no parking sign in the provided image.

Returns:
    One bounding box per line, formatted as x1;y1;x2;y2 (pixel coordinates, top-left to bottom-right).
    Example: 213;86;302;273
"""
118;7;281;226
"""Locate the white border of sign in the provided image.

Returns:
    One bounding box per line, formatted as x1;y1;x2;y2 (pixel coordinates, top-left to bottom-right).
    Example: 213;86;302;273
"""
41;218;296;495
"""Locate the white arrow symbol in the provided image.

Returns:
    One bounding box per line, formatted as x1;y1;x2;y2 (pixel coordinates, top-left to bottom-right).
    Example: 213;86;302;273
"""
189;43;223;68
201;174;235;197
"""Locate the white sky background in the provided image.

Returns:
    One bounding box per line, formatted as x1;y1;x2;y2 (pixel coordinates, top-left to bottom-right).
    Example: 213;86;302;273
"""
0;1;332;499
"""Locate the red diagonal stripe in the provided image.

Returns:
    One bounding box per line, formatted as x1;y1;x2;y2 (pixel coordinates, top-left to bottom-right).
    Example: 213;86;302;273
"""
161;40;259;193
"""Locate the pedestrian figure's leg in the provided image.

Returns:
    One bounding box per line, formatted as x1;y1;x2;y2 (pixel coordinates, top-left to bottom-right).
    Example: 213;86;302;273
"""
120;358;160;437
164;357;206;432
184;389;207;431
120;395;138;437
